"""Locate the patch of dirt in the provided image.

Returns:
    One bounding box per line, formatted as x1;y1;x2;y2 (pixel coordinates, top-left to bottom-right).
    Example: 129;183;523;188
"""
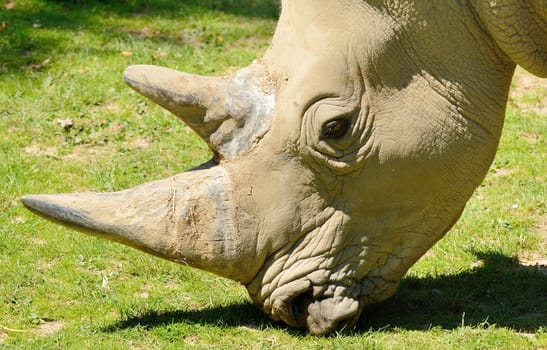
184;335;199;345
516;217;546;275
238;324;261;332
104;121;126;136
62;145;110;160
511;67;547;94
520;132;540;143
24;144;59;157
516;331;537;339
226;35;267;50
134;282;152;299
10;216;26;225
31;321;64;337
510;67;547;115
518;256;547;267
489;167;516;178
55;118;73;130
37;258;59;270
517;252;547;276
533;216;547;256
90;102;123;115
538;216;547;237
422;249;436;258
125;27;161;39
0;330;7;343
470;260;485;269
24;58;51;71
129;136;153;149
180;29;204;47
29;237;47;246
135;291;149;299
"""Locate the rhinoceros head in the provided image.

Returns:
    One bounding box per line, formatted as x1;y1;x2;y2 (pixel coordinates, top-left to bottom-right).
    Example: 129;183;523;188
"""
22;1;546;335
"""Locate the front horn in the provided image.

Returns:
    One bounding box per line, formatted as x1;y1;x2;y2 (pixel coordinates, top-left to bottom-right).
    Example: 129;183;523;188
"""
22;165;257;282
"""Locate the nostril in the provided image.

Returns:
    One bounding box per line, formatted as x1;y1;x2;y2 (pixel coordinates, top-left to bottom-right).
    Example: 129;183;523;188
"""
291;290;314;326
292;300;301;319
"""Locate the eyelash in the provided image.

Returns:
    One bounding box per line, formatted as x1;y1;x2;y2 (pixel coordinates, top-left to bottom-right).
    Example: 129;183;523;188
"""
321;118;350;139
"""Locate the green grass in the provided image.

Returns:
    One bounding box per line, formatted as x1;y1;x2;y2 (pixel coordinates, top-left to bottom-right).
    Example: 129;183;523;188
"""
1;1;546;349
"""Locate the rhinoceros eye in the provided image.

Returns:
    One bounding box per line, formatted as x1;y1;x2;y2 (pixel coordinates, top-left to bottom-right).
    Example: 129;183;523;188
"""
321;118;349;140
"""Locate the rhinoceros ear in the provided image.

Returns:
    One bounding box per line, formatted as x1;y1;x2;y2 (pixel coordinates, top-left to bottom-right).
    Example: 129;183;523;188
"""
475;1;547;77
123;62;275;160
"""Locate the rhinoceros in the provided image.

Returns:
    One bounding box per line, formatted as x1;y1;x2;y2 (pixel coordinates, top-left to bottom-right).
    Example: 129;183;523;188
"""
22;0;546;335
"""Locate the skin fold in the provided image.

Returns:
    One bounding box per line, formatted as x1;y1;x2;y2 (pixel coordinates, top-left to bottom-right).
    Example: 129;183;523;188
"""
22;0;547;336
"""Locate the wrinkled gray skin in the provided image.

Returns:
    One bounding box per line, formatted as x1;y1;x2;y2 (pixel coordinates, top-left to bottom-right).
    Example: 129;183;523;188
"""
22;0;546;335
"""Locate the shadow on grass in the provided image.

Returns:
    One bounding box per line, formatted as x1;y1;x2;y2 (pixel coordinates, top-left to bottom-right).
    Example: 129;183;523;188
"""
104;251;546;335
103;302;304;335
0;0;279;73
45;0;281;19
360;251;546;333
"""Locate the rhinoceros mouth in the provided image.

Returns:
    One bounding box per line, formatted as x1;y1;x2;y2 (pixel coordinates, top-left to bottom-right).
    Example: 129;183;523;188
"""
270;284;362;335
252;270;403;335
245;209;372;335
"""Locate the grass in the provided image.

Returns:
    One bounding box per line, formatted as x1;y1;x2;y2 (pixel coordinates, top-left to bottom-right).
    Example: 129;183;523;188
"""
1;1;545;348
